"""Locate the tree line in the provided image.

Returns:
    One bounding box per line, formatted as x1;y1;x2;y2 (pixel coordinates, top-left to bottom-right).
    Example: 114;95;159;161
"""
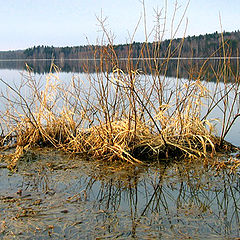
0;30;239;60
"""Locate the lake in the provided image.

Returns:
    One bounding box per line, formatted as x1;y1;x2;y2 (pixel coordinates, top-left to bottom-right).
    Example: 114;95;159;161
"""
0;59;240;239
0;59;239;146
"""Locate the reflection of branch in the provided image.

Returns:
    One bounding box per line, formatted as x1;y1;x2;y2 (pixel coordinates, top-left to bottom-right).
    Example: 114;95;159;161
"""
140;166;167;216
64;159;240;238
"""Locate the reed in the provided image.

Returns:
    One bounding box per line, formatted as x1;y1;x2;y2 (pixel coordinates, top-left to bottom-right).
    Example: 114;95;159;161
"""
0;1;239;169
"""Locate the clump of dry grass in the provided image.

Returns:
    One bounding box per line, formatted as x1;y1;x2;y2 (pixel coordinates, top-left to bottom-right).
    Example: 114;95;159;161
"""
0;54;238;170
0;2;239;169
0;64;221;170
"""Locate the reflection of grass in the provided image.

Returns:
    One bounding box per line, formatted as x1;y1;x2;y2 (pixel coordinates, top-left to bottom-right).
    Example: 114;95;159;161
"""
88;160;240;238
1;151;240;239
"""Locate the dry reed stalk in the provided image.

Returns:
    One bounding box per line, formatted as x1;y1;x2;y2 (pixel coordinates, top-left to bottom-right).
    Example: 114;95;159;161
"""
0;1;239;169
0;60;233;169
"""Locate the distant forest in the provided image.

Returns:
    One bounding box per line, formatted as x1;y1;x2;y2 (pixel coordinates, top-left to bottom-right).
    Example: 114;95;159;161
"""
0;30;239;60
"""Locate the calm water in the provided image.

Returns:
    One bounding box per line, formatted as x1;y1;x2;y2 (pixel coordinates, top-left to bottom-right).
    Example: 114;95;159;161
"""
0;150;240;239
0;59;239;146
0;60;240;239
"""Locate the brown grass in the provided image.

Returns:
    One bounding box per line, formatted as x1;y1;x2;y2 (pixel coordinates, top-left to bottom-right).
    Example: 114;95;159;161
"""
0;64;222;169
0;2;239;169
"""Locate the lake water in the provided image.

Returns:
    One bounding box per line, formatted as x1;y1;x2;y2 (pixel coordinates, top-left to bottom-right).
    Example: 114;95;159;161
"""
0;150;240;239
0;59;239;146
0;59;240;239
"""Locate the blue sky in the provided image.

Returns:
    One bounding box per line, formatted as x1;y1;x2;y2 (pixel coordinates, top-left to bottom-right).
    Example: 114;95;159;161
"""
0;0;239;50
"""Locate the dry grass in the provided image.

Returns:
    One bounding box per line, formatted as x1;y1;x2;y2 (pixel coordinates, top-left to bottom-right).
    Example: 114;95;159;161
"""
0;59;238;170
0;3;239;169
0;64;223;169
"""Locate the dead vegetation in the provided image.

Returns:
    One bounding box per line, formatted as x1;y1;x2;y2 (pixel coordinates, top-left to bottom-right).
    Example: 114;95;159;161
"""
0;1;239;169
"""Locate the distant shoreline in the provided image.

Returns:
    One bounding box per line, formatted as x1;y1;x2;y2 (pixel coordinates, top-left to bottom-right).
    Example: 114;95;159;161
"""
0;57;239;62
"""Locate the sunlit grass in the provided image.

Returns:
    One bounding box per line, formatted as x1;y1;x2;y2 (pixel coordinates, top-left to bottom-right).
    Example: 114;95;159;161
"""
0;4;239;170
0;57;237;170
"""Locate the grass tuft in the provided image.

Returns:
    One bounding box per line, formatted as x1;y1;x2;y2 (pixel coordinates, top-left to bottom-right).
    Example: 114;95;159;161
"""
0;7;239;169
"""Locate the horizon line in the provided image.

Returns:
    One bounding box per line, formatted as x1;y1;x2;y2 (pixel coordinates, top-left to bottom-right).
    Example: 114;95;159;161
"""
0;57;239;62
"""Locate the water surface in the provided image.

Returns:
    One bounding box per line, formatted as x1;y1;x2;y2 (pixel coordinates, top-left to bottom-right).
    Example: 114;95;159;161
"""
0;150;240;239
0;59;240;239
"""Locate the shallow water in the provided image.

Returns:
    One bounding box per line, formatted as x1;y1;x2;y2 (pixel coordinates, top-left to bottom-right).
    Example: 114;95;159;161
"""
0;149;240;239
0;60;240;239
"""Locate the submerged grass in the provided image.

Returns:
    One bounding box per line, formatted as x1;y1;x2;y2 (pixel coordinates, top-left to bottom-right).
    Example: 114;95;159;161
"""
0;3;240;169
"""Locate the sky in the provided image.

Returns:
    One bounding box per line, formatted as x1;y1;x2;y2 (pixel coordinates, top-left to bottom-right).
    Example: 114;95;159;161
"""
0;0;239;51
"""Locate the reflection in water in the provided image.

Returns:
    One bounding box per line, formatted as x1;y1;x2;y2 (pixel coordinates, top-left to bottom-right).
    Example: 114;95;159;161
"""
0;58;238;80
0;58;240;238
0;151;240;239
